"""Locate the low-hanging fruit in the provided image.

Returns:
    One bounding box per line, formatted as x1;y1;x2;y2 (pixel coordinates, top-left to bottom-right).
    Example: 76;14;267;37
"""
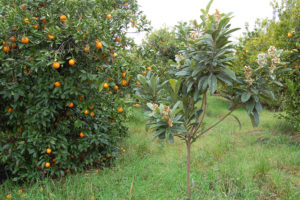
103;83;109;88
69;59;76;66
21;37;29;44
137;82;141;86
113;85;119;91
48;34;54;40
46;148;52;154
121;80;127;86
60;15;67;21
45;162;50;168
106;14;111;19
118;107;123;113
80;132;85;138
53;62;60;69
8;108;13;113
84;109;89;115
90;112;95;117
9;36;16;42
288;33;293;38
68;102;74;108
113;53;118;57
54;81;61;87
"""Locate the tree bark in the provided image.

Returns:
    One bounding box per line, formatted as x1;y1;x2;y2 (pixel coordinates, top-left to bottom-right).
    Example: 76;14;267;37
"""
186;138;192;200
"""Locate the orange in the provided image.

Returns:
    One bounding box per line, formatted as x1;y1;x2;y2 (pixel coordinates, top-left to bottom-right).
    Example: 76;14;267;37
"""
84;109;89;115
24;18;30;24
240;57;244;60
54;122;58;126
9;36;16;42
29;57;34;61
83;34;86;39
137;82;141;86
147;66;152;71
164;71;167;75
103;83;109;88
122;149;126;152
121;80;127;86
124;2;129;6
54;81;61;87
66;169;70;173
53;62;60;69
106;14;111;19
34;24;38;29
84;47;89;53
288;33;293;38
68;102;74;108
3;46;9;52
284;65;288;68
96;41;102;49
113;85;119;91
45;162;50;168
11;43;16;49
52;159;56;163
116;37;121;42
21;37;29;44
60;15;67;21
107;154;111;158
46;148;52;154
130;19;134;23
69;59;76;66
79;96;83;101
135;104;140;108
101;53;107;57
113;53;118;57
8;108;13;113
107;77;111;81
66;112;71;117
21;4;27;9
118;107;123;113
80;132;85;138
42;19;48;23
71;155;74;159
48;34;54;40
89;106;94;110
150;45;153;49
142;71;146;75
122;72;126;78
90;112;95;117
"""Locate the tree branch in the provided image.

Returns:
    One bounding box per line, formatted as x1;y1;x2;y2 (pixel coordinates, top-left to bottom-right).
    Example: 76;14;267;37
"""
192;90;207;134
195;104;242;139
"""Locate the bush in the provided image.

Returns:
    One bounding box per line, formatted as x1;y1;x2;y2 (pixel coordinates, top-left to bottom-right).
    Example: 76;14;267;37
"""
0;0;148;181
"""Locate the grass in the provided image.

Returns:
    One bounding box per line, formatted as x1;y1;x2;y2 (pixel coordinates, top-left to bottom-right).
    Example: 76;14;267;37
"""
1;96;299;200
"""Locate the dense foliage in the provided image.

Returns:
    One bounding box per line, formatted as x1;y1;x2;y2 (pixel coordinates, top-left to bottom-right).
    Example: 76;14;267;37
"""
0;0;149;181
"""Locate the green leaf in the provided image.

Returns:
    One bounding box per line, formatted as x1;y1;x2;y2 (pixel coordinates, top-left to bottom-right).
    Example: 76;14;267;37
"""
221;68;236;80
231;114;242;130
208;74;217;94
241;92;251;103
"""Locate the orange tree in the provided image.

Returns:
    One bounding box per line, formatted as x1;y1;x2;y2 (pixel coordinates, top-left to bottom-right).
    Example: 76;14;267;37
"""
0;0;149;181
134;1;288;199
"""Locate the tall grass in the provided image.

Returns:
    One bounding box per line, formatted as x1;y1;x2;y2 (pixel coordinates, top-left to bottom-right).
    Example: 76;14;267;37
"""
1;96;299;200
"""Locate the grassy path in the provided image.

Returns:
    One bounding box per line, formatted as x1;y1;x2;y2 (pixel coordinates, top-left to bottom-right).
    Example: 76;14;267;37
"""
1;97;299;199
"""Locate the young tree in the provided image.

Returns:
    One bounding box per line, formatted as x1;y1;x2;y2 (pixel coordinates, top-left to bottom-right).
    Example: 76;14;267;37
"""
135;1;287;199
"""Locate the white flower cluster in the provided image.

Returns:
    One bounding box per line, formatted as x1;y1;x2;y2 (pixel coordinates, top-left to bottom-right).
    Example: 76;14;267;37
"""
268;46;280;73
151;103;173;127
175;54;184;68
256;53;267;68
243;66;254;86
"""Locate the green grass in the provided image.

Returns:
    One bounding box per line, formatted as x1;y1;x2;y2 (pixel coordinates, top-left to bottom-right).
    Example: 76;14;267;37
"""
1;96;300;200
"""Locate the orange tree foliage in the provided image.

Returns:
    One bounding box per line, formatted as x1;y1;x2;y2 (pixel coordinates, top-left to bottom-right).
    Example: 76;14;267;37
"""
0;0;149;181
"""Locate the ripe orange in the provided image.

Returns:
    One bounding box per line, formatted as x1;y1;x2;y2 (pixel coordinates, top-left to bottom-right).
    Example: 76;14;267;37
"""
130;19;134;23
66;169;70;173
60;15;67;21
103;83;109;88
107;77;111;81
29;57;34;61
122;72;126;78
113;85;119;91
33;24;38;29
142;71;146;75
46;148;52;154
96;41;102;49
66;112;71;117
150;45;153;49
118;107;123;113
79;96;83;101
21;37;29;44
9;36;16;42
68;102;74;108
106;14;111;19
113;53;118;57
48;34;54;40
89;106;94;110
107;154;111;158
69;59;76;66
116;37;121;42
137;82;141;86
8;108;13;113
122;149;126;152
53;62;60;69
240;57;244;60
121;80;127;86
288;33;293;38
147;66;152;71
84;47;89;53
84;109;89;115
24;18;30;24
80;132;85;138
124;2;129;6
284;65;288;68
21;4;27;9
90;112;95;117
164;71;167;75
52;159;56;163
3;46;9;52
135;104;140;108
54;81;61;87
45;162;50;168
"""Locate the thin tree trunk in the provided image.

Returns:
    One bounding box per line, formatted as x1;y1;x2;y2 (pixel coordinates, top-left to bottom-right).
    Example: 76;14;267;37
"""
186;138;192;200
